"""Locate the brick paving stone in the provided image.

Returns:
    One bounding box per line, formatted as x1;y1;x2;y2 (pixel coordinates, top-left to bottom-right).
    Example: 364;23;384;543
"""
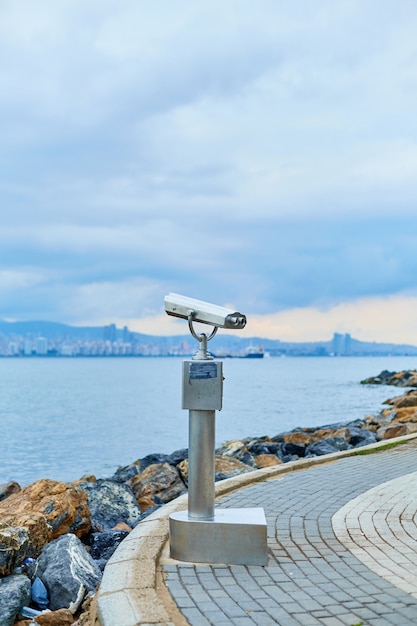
164;440;417;625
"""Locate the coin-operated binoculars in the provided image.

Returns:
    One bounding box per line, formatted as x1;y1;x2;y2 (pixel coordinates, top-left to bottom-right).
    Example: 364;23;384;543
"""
165;293;267;565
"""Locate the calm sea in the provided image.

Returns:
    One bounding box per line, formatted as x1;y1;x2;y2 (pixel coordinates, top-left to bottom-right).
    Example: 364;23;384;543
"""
1;356;415;486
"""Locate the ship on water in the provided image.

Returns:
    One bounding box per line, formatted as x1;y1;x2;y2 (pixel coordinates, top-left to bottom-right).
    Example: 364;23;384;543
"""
242;345;264;358
211;345;266;359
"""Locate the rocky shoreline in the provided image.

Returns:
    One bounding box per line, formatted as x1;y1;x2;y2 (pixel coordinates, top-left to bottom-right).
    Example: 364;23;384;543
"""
1;368;417;625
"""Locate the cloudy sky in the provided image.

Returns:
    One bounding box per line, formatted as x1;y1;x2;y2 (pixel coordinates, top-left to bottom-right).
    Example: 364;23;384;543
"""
1;0;417;343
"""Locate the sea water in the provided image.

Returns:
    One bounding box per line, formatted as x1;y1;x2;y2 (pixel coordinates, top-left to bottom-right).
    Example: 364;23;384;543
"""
1;356;415;485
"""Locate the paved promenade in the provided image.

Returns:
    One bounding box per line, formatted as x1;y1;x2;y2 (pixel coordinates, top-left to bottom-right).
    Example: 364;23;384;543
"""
97;436;417;626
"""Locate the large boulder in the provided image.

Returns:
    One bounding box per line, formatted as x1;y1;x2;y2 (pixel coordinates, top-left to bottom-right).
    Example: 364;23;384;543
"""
306;437;351;457
130;463;186;504
216;440;248;457
88;529;130;562
348;427;377;447
215;440;255;466
0;481;21;501
37;534;102;613
283;431;313;445
166;448;189;466
0;574;31;626
78;480;141;531
254;454;282;468
384;389;417;408
0;479;91;542
247;441;281;456
112;461;141;483
34;608;75;625
0;515;50;576
376;423;408;440
278;442;306;459
178;456;254;484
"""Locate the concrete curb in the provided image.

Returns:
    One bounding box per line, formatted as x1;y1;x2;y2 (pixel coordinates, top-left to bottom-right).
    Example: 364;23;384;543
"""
96;432;417;626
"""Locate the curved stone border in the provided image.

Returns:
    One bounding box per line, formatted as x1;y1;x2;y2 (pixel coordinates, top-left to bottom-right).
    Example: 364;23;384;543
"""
96;433;417;626
332;470;417;598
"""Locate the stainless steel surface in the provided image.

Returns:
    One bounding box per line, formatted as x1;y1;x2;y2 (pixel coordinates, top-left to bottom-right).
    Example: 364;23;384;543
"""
169;508;268;565
188;409;215;520
164;293;246;329
182;360;223;411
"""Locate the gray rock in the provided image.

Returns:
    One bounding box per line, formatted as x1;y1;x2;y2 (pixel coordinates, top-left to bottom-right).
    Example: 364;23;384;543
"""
279;442;306;458
37;533;102;612
348;427;377;447
166;448;189;466
306;437;351;457
247;442;281;456
0;574;31;626
130;462;186;504
89;529;129;561
79;479;142;531
112;461;141;483
0;523;42;577
0;481;21;502
139;452;170;470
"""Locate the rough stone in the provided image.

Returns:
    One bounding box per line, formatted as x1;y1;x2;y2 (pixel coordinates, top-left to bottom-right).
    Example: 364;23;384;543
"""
136;495;159;512
361;369;417;387
88;529;129;561
178;456;254;484
310;428;339;441
111;522;132;532
0;574;31;626
392;407;417;423
111;461;141;483
279;442;306;458
78;479;141;531
306;437;351;457
138;452;170;470
0;515;51;576
362;369;417;387
34;608;74;625
0;481;21;501
254;454;282;468
384;389;417;408
166;448;189;466
37;534;102;613
247;441;281;456
348;427;377;447
0;479;91;542
376;423;408;440
216;440;248;457
283;431;313;445
130;462;186;503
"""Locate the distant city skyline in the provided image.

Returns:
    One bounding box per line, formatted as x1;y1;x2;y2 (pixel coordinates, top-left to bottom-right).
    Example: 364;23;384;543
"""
1;2;417;344
1;320;417;358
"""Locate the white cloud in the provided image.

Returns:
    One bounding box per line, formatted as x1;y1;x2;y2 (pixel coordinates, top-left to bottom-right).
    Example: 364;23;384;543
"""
0;268;47;291
1;1;417;339
245;295;417;344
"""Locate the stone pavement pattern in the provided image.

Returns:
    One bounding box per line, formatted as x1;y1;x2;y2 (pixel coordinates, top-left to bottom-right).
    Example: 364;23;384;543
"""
163;441;417;625
333;471;417;600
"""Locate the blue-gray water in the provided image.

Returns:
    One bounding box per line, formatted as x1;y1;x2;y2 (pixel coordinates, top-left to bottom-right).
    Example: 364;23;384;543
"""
1;356;416;486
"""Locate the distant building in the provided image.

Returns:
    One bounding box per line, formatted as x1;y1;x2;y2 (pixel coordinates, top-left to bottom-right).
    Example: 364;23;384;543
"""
8;342;18;356
332;332;351;356
103;324;116;342
36;336;48;355
24;340;33;356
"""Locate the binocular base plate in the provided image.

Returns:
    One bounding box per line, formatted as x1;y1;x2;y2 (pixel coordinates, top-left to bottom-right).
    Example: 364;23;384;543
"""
169;507;268;566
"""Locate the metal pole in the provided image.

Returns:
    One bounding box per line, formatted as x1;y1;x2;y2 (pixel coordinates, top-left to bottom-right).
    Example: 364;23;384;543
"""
188;409;215;520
